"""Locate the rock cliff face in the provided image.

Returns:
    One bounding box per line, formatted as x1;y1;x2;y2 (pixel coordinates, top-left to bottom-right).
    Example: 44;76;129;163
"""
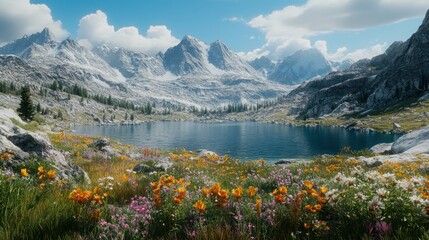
287;9;429;119
366;12;429;109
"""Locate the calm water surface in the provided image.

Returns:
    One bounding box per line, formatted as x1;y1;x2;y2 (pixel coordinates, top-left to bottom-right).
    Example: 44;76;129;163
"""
73;122;399;162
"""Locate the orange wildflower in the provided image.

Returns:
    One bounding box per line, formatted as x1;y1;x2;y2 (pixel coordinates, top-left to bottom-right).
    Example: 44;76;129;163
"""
174;196;183;204
232;187;243;199
93;194;102;204
256;197;262;215
20;168;29;177
218;189;229;200
37;166;45;175
194;200;206;213
275;194;285;203
315;204;322;211
279;186;288;195
320;186;328;194
47;170;56;179
202;187;210;197
303;180;313;189
317;197;327;204
210;182;221;195
176;187;187;197
247;186;257;198
304;223;311;229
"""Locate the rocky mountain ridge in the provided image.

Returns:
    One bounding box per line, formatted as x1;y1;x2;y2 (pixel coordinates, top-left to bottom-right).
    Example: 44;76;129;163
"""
0;28;352;109
274;9;429;119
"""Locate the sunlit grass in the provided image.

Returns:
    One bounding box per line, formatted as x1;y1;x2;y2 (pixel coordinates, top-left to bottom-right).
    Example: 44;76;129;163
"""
2;133;429;239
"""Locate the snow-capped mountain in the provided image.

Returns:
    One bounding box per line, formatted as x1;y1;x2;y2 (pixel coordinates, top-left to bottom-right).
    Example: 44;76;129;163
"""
163;36;212;76
0;30;296;108
249;56;276;78
207;40;258;76
0;28;57;57
162;36;261;78
94;45;166;79
268;48;333;85
329;59;354;72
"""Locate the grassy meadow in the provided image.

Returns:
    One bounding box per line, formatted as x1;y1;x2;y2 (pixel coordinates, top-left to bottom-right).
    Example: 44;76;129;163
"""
1;133;429;239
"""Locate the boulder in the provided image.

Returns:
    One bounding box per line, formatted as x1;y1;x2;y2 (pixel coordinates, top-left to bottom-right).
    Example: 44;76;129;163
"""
357;153;429;166
197;149;217;158
392;126;429;153
370;143;393;154
392;123;401;130
8;132;52;154
274;160;292;165
100;146;117;156
89;138;110;150
343;121;358;129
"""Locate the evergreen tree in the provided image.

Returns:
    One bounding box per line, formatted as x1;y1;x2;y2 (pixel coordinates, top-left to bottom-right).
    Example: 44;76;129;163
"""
17;85;35;121
130;113;134;122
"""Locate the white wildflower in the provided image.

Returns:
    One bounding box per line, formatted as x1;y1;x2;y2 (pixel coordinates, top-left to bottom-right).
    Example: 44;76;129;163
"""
410;176;424;186
376;188;388;198
355;192;367;200
343;177;356;186
365;171;378;181
410;195;426;205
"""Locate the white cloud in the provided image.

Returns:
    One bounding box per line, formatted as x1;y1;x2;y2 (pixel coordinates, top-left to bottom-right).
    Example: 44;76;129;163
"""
0;0;68;45
313;40;387;62
249;0;427;40
342;43;388;62
77;10;179;55
245;0;427;61
223;16;246;23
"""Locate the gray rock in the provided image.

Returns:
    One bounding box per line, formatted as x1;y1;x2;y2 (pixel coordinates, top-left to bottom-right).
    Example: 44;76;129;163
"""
132;163;164;174
274;160;292;165
343;121;358;129
155;157;173;170
419;93;429;101
392;125;429;153
198;149;217;158
370;143;393;154
89;138;110;150
100;146;117;156
8;132;52;154
392;123;401;130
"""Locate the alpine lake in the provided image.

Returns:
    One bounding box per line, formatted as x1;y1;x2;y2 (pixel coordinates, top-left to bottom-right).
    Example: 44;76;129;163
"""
73;121;399;162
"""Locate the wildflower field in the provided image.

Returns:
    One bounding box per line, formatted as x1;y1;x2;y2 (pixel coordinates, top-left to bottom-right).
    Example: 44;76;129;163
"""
1;133;429;239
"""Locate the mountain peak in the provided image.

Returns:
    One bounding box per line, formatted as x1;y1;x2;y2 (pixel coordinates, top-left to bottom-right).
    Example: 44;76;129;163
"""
423;9;429;26
28;27;56;45
0;27;57;57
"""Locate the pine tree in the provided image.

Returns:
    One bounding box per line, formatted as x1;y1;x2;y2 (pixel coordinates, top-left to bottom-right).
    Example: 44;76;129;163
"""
17;85;35;122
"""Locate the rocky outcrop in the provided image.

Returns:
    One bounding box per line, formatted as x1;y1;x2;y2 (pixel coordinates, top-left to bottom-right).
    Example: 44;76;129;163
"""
370;143;393;154
392;125;429;154
366;11;429;109
0;107;88;182
288;9;429;119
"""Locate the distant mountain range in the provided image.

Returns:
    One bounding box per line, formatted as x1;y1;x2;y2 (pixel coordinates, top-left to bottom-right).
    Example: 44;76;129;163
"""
0;27;351;108
279;9;429;119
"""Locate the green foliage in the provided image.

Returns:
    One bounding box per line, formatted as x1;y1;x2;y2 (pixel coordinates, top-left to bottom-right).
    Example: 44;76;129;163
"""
0;80;18;95
17;85;35;122
0;177;91;240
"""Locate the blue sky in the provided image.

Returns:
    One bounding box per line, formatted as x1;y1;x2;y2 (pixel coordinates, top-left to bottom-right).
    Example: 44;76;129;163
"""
1;0;428;61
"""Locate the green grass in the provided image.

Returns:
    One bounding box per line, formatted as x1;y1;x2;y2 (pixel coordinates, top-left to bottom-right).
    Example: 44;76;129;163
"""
2;133;429;239
11;118;42;132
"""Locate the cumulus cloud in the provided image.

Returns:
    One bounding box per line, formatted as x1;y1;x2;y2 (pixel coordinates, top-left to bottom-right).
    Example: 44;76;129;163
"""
245;0;427;61
0;0;68;45
77;10;179;55
314;40;387;62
